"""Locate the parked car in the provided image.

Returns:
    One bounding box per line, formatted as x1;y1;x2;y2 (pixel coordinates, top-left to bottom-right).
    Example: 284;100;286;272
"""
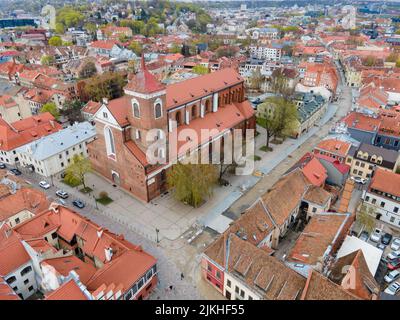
391;238;400;251
57;199;66;206
359;230;369;242
0;163;6;169
377;243;386;251
384;270;400;283
55;190;68;199
72;200;85;209
39;181;51;189
388;258;400;271
351;176;367;184
9;168;21;175
387;251;400;261
384;282;400;295
382;233;393;245
370;228;383;243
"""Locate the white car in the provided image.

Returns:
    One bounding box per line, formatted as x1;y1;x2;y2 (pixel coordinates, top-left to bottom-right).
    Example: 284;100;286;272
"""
384;270;400;284
39;181;51;189
351;176;367;184
391;238;400;251
384;282;400;295
370;228;383;243
388;251;400;261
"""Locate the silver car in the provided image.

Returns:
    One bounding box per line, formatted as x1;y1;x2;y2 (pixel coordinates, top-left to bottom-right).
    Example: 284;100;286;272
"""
384;270;400;284
384;282;400;295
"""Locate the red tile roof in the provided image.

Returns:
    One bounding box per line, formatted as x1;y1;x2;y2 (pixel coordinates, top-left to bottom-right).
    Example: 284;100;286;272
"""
0;227;31;276
124;56;166;94
46;279;89;300
301;157;327;187
369;168;400;198
314;138;352;158
166;68;243;109
0;276;20;300
0;113;62;151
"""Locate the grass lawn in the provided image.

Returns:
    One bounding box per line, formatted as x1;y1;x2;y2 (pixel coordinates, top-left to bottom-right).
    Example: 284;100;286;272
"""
80;187;93;194
96;196;113;205
260;145;273;152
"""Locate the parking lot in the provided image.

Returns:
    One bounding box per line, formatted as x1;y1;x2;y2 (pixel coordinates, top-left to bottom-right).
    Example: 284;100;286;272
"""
358;222;400;295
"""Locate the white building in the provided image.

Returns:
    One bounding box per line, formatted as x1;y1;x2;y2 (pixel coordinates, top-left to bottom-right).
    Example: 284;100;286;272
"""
362;168;400;229
249;45;282;61
16;122;96;177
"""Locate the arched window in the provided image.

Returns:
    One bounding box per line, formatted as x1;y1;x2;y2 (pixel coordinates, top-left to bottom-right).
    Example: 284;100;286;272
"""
176;111;182;126
132;101;140;118
154;103;162;119
105;127;116;157
192;105;197;118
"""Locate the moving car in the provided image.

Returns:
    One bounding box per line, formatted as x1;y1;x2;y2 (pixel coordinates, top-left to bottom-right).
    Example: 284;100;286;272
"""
55;190;68;199
370;228;383;243
351;176;367;184
384;282;400;295
359;230;369;242
387;251;400;261
10;168;22;175
39;181;51;189
391;238;400;251
388;258;400;271
384;270;400;283
0;163;6;169
72;200;85;209
382;233;393;245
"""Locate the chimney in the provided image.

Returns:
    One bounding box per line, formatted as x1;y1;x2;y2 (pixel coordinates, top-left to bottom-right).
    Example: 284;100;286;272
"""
105;247;113;262
97;229;103;239
102;97;108;106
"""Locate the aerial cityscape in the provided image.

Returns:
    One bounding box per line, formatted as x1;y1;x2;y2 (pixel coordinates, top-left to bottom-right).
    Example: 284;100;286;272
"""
0;0;400;305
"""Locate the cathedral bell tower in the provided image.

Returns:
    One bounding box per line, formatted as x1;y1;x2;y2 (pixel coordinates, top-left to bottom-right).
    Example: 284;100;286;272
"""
123;56;168;154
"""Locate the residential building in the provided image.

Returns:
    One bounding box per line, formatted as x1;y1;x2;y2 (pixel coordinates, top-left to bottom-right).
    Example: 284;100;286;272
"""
249;45;282;61
16;122;96;177
0;188;49;227
0;94;32;123
313;138;352;163
285;212;353;277
3;204;158;300
346;143;400;179
362;168;400;228
0;113;62;165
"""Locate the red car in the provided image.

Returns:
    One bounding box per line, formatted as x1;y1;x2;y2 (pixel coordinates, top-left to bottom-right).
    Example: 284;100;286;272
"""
388;258;400;270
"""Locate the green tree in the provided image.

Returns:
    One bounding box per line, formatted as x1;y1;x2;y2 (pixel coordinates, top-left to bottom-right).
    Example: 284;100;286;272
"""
192;64;209;75
83;72;127;102
55;23;65;34
257;97;298;148
79;61;97;79
249;69;265;91
40;102;59;120
56;6;84;29
41;55;55;66
84;23;97;35
270;69;292;96
169;43;181;53
386;52;399;63
167;163;218;207
128;41;143;56
363;55;377;67
357;204;376;233
48;36;62;46
64;154;92;189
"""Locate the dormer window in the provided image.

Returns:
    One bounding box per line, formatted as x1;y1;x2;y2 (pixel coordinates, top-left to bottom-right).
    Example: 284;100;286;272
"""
103;112;108;119
133;101;140;118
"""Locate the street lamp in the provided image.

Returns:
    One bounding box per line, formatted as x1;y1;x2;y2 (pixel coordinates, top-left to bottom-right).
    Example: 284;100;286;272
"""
155;228;160;244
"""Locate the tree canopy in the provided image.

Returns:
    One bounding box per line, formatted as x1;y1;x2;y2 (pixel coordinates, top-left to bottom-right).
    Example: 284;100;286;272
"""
48;36;63;46
167;163;218;207
40;102;59;120
64;154;92;189
56;6;84;30
192;64;209;75
83;72;127;102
